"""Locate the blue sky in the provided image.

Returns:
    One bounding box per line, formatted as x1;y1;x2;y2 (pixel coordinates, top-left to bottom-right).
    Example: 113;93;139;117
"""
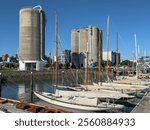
0;0;150;60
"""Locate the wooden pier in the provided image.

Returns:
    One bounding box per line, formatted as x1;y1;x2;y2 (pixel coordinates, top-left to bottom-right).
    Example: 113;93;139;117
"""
131;91;150;113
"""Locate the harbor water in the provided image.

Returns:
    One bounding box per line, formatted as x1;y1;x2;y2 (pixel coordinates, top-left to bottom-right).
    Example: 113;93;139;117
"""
0;79;134;113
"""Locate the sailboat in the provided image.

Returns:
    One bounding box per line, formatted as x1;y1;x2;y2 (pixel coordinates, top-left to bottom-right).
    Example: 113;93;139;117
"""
34;14;125;112
77;18;149;102
90;32;150;96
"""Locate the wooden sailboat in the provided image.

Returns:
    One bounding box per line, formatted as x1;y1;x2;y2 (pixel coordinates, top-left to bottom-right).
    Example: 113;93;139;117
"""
34;14;125;112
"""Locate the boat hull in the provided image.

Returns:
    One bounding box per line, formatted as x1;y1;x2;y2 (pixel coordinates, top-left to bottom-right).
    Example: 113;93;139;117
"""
34;91;123;112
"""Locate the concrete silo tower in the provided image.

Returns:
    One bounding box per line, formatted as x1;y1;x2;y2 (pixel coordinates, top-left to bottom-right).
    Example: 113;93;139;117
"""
71;29;80;68
71;26;102;68
91;26;98;63
19;5;45;71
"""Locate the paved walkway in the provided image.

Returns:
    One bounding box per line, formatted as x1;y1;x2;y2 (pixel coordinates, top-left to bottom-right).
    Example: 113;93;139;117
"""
131;92;150;113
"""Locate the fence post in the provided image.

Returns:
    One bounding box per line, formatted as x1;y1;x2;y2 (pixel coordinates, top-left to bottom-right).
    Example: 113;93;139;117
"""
62;71;64;86
30;72;33;103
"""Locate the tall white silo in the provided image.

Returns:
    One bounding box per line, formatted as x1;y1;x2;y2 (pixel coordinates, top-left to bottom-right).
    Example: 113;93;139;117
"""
19;5;45;71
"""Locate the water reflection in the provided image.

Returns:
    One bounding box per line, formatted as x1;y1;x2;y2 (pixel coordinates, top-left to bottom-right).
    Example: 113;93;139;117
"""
2;84;19;100
34;81;54;93
1;80;54;103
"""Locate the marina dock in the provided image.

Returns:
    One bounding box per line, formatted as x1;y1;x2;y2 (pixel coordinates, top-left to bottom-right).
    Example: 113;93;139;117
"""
131;91;150;113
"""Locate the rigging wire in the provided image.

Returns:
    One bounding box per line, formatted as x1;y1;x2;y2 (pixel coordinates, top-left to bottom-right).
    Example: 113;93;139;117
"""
110;18;133;60
58;33;85;84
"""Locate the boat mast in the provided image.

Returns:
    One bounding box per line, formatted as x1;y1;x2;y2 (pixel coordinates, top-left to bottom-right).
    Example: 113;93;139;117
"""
55;13;58;90
132;51;135;75
98;30;102;86
106;16;110;80
134;34;138;78
116;32;119;76
85;42;89;85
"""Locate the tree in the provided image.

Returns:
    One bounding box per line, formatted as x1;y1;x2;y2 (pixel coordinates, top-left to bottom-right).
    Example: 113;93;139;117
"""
120;60;133;67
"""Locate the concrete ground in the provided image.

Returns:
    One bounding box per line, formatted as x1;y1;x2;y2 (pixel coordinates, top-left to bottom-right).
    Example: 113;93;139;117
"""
131;92;150;113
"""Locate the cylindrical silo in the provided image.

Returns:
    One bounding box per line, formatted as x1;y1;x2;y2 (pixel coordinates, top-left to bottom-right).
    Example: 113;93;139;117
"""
19;8;40;60
91;26;99;63
71;30;79;68
19;6;45;71
79;29;88;67
79;29;88;54
71;26;102;68
71;30;79;53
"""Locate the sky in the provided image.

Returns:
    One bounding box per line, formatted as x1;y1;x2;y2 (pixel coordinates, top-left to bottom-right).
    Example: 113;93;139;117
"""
0;0;150;60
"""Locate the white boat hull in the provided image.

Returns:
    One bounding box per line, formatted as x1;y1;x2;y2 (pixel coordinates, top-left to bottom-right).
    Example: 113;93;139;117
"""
85;82;149;94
